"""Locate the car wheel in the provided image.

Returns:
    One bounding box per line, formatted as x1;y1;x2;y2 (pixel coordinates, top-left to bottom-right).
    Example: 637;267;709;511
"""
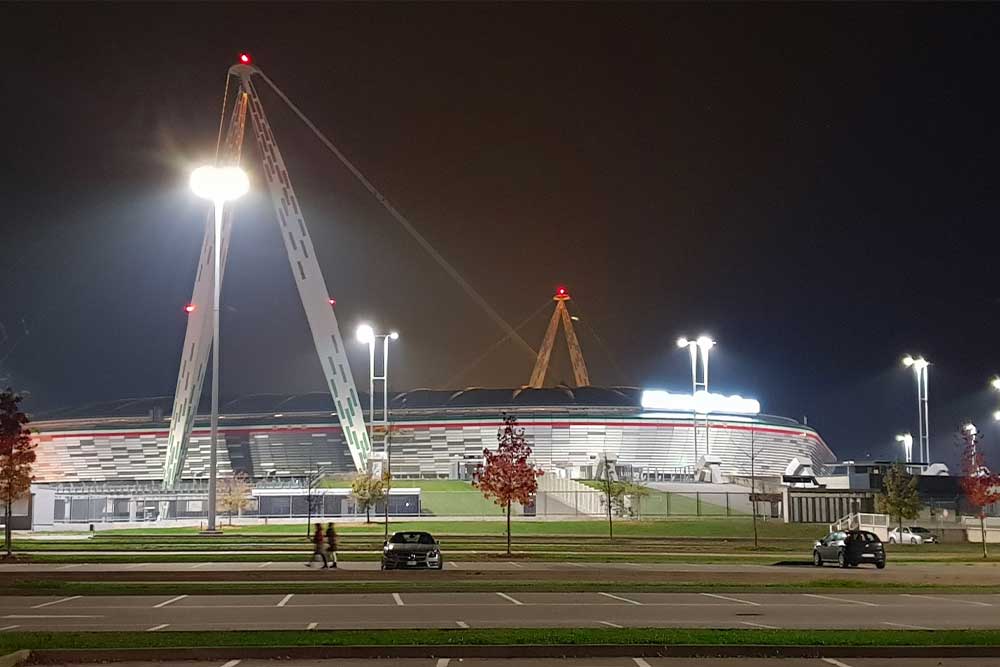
889;537;896;544
838;551;848;568
876;560;886;569
813;551;823;567
911;537;918;545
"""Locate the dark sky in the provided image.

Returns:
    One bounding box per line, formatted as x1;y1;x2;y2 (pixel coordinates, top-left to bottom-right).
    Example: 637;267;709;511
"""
1;3;999;466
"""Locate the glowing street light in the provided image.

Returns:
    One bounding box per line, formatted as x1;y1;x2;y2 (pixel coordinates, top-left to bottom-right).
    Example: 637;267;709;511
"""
902;355;930;469
356;324;399;541
190;164;249;533
677;335;716;459
895;433;913;463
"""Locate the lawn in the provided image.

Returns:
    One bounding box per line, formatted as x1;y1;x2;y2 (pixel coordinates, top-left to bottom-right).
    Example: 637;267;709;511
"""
96;518;825;539
3;628;1000;652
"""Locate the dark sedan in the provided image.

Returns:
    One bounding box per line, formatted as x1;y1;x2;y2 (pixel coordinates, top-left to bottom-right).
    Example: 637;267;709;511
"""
813;530;886;569
381;531;443;570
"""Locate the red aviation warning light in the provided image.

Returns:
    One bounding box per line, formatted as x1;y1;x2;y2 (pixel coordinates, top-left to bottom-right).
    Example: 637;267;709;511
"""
184;304;196;314
328;298;336;306
554;285;570;301
238;53;252;65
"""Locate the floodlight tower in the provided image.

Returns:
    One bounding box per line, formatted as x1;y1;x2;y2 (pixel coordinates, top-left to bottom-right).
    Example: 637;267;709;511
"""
162;54;373;492
676;335;715;459
902;355;930;470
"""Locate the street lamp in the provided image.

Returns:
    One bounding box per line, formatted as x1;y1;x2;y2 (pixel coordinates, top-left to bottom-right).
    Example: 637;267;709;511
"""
902;355;930;470
677;335;715;459
356;324;399;540
190;165;249;533
895;433;913;464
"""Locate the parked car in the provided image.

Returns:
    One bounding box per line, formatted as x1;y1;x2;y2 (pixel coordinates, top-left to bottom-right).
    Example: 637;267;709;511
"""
908;526;937;544
888;526;935;544
381;530;443;570
813;530;886;569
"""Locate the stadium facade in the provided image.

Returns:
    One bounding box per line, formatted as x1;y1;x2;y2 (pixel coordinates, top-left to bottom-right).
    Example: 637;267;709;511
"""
30;387;835;485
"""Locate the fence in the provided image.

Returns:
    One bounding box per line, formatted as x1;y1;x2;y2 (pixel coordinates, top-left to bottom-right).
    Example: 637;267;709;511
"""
46;488;772;523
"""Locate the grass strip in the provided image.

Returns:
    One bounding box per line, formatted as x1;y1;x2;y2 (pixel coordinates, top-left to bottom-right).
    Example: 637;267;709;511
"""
6;579;1000;596
3;628;1000;652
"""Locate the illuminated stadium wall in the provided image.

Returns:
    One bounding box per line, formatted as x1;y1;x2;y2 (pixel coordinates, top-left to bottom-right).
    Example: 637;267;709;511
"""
29;388;836;484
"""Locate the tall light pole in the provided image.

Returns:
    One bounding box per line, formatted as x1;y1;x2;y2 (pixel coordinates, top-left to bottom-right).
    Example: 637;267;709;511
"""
357;324;399;541
895;433;913;464
190;165;249;533
677;335;715;460
902;355;930;469
991;377;1000;423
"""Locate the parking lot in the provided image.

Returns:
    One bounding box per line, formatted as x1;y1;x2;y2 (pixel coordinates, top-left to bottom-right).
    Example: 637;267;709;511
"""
1;590;996;632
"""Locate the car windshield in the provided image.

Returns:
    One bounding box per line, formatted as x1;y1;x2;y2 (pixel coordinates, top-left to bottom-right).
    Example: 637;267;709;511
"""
910;527;929;533
389;532;435;545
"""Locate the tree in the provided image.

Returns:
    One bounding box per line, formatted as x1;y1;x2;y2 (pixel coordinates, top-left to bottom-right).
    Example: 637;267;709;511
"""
473;414;543;555
351;472;385;524
876;461;923;538
959;425;1000;558
217;471;252;526
0;389;35;558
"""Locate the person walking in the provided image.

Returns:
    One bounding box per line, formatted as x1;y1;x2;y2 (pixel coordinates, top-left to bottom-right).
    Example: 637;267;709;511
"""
325;522;338;569
307;522;328;568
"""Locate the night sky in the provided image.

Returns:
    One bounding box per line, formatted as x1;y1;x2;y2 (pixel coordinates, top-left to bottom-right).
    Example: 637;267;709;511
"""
2;3;999;466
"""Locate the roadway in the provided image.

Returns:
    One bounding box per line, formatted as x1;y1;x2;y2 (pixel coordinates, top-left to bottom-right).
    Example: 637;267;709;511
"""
45;661;1000;667
1;591;997;632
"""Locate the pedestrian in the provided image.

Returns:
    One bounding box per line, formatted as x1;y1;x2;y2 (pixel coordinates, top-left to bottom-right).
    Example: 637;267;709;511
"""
325;522;338;569
306;522;328;568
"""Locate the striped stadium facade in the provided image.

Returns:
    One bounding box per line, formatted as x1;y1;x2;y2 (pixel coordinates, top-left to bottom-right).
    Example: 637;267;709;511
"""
29;387;835;484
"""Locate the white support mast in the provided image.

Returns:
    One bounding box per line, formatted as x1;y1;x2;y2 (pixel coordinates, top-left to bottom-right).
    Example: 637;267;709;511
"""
162;59;372;489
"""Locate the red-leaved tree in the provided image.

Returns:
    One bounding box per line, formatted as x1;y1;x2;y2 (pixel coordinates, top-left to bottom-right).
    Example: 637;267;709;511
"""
473;414;543;555
0;389;35;558
959;425;1000;559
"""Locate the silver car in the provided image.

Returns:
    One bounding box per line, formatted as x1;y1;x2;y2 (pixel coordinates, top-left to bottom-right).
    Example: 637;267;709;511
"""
381;531;443;570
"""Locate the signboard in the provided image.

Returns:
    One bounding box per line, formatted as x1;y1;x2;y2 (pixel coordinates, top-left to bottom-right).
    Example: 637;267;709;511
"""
641;389;761;415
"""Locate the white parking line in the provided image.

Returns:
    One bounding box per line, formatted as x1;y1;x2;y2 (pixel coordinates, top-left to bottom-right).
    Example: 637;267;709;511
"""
277;594;294;608
456;621;469;628
803;593;877;607
307;622;317;630
393;593;404;606
190;563;211;569
58;564;82;570
220;661;241;667
903;593;991;607
496;592;523;605
257;562;273;569
599;592;643;605
633;659;652;667
508;561;524;568
882;621;933;630
820;659;854;667
153;595;188;609
436;659;450;667
701;593;759;606
32;596;81;609
739;621;778;629
125;564;145;570
146;624;169;632
0;626;18;631
599;620;624;628
449;562;462;569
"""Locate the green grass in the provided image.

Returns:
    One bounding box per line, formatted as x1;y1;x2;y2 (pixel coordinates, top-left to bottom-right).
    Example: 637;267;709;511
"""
96;518;828;538
315;480;505;517
3;628;1000;652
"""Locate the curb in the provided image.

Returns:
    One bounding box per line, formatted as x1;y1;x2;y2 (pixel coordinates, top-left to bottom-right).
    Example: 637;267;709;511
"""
0;651;30;667
23;644;1000;662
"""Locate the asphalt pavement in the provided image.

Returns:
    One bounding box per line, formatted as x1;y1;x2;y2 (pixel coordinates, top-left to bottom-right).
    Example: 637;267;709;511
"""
1;591;997;632
41;659;1000;667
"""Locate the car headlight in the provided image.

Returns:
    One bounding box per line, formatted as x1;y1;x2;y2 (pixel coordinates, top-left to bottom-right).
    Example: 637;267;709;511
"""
428;550;440;558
